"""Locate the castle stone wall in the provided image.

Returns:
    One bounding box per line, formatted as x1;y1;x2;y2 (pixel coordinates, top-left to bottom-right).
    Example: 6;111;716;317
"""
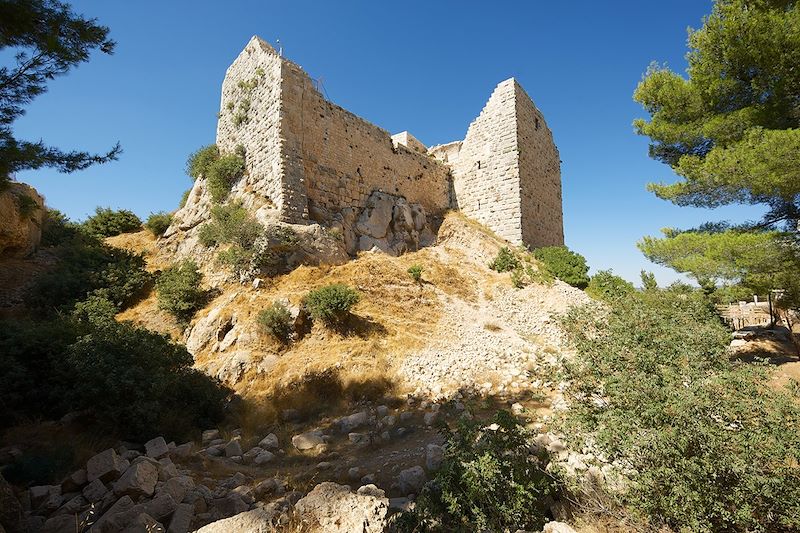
279;61;452;224
515;85;564;247
215;38;284;214
451;79;524;244
193;37;563;255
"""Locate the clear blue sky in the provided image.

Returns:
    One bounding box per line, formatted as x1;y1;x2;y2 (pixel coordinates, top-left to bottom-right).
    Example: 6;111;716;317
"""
13;1;763;284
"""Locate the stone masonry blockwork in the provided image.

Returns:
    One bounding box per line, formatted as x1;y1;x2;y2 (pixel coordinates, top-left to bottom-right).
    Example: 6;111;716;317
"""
206;36;563;249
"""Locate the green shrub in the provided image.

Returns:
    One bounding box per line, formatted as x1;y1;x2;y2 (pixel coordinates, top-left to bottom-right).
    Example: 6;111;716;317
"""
27;233;151;313
186;144;219;180
408;264;423;283
198;203;261;248
396;411;554;532
0;317;231;442
71;294;118;325
303;284;360;325
533;246;590;288
560;289;800;532
81;207;142;238
257;301;293;343
585;269;635;302
40;208;80;247
640;270;658;291
66;321;230;440
145;212;172;237
206;154;245;203
155;260;205;322
489;247;520;272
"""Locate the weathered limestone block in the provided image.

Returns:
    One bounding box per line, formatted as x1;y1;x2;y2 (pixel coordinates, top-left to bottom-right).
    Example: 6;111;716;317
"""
86;449;128;483
113;462;158;498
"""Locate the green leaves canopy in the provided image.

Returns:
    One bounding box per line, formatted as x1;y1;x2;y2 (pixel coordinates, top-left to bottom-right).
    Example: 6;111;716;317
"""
0;0;120;184
635;0;800;300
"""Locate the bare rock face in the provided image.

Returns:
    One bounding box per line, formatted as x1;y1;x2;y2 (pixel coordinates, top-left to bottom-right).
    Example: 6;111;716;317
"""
294;482;389;533
342;191;435;256
0;182;44;258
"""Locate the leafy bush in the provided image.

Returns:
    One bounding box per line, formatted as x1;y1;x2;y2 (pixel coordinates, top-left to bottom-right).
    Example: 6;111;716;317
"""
396;410;554;532
533;246;590;288
198;203;261;248
186;144;219;180
27;233;151;313
66;322;230;440
303;284;360;325
71;294;118;325
408;264;423;283
40;208;80;247
489;247;520;272
257;301;293;343
207;154;245;203
585;269;635;302
155;260;205;322
81;207;142;238
145;211;172;237
560;288;800;532
0;317;231;442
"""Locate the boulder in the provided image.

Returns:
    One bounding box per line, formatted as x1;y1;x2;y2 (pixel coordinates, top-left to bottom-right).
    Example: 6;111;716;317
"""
209;493;249;520
258;433;279;450
395;466;426;495
143;492;177;522
294;482;389;533
291;431;324;451
224;439;243;458
543;521;579;533
145;437;169;459
339;411;369;433
113;462;158;498
82;479;108;503
201;430;220;444
167;503;194;533
253;451;275;465
253;478;285;499
86;449;128;483
356;192;395;239
194;507;279;533
158;457;179;480
61;468;87;493
91;495;135;533
162;475;195;504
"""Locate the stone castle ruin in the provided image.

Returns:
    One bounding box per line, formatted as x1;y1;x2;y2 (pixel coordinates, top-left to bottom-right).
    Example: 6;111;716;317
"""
169;36;563;258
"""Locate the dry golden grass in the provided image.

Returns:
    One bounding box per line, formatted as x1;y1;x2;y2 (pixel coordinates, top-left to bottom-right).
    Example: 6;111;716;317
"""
104;230;171;272
106;214;507;423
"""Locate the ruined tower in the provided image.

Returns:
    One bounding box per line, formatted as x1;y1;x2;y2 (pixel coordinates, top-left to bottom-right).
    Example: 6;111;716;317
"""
208;36;563;250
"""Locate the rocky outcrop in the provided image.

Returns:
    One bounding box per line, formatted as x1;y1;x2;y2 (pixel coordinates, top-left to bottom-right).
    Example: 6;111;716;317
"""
334;191;436;257
0;182;44;258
